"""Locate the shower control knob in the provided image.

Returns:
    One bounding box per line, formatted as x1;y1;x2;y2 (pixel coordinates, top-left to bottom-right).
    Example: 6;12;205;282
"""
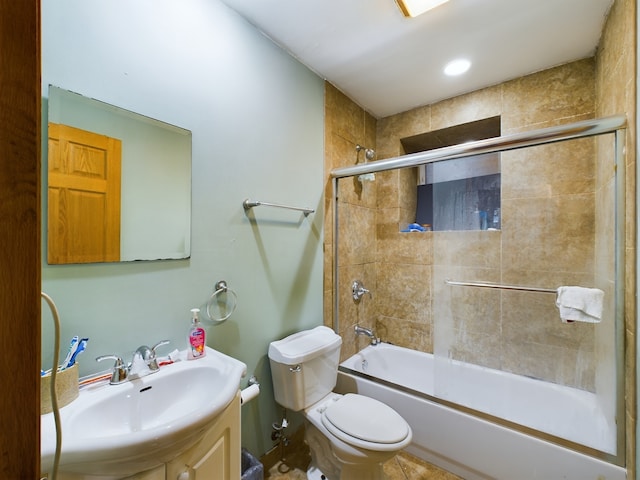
352;280;372;301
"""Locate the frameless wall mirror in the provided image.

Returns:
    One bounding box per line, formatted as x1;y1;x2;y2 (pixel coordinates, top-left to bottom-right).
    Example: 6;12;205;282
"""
403;116;501;231
47;86;192;264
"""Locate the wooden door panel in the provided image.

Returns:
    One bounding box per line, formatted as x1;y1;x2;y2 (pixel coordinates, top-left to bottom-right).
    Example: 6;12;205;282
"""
65;139;109;178
47;122;121;263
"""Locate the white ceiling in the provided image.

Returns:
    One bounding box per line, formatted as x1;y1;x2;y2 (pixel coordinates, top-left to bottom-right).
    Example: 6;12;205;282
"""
219;0;614;118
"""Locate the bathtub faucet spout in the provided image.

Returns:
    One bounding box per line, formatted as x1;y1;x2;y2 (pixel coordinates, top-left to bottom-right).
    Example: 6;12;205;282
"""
354;325;380;346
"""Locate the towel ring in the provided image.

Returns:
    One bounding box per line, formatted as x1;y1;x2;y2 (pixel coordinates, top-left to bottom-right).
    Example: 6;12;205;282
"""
206;280;238;323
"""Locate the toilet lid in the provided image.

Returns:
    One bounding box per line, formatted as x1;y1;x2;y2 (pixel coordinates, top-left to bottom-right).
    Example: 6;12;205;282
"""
323;394;409;445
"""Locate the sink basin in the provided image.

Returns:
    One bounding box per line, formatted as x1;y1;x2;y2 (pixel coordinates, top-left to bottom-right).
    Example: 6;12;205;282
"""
41;346;246;477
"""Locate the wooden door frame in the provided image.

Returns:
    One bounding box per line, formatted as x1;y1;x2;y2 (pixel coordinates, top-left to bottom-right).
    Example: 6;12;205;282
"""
0;0;41;477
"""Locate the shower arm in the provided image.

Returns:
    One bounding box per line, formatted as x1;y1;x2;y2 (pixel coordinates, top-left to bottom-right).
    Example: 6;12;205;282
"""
356;144;375;162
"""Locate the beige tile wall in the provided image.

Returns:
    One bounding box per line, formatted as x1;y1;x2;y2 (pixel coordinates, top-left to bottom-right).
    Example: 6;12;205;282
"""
324;0;635;470
325;58;610;379
324;84;378;359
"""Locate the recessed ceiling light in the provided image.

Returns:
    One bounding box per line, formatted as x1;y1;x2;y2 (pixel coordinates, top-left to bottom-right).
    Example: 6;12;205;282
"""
395;0;450;18
444;59;471;76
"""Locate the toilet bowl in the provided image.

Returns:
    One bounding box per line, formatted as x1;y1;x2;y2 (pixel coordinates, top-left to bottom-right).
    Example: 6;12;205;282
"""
304;392;412;480
268;326;412;480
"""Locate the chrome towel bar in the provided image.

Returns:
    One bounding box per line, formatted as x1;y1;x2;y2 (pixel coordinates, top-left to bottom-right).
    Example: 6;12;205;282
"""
243;198;314;215
445;279;557;294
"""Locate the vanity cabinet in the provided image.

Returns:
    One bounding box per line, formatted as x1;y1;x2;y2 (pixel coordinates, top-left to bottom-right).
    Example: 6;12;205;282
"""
53;392;241;480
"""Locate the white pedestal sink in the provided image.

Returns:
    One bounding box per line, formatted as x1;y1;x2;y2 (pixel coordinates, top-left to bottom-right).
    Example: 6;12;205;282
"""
41;346;246;477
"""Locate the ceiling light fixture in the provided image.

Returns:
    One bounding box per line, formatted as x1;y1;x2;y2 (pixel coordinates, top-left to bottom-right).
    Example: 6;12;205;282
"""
444;58;471;76
395;0;450;18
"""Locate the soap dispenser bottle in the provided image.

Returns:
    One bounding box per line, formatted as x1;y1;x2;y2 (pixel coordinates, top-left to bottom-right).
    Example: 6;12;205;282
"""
187;308;206;360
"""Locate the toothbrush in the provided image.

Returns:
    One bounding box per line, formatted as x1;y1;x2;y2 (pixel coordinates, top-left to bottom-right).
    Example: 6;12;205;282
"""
60;336;78;370
66;338;88;368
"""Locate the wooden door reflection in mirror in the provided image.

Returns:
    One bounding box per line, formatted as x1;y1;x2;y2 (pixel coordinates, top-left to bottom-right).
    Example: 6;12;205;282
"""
48;123;122;264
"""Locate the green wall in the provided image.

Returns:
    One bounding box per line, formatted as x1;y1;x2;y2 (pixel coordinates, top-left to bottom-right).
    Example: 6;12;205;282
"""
41;0;324;457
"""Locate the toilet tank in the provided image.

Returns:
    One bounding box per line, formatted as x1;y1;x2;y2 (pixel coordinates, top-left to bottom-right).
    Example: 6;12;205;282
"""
268;326;342;411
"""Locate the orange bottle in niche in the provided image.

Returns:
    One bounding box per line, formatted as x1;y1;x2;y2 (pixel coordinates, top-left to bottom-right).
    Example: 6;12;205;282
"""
187;308;206;360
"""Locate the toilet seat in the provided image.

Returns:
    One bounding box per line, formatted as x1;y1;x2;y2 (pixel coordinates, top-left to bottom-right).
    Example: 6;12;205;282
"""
321;393;411;451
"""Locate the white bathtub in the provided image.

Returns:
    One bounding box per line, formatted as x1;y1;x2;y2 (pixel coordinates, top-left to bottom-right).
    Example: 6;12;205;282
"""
337;343;626;480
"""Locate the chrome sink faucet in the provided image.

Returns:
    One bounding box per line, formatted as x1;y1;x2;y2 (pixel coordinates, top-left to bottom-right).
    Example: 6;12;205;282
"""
354;324;380;346
129;340;170;378
96;340;170;384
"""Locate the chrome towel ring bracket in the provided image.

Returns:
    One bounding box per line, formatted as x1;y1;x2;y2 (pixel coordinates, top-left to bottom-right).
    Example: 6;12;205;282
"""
206;280;238;323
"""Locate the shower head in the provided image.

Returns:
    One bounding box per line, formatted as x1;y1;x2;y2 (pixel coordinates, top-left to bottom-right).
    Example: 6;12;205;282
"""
356;144;375;161
365;148;375;161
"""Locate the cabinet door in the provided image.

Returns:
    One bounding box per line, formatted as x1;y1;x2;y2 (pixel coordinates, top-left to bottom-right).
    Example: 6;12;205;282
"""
167;393;241;480
190;433;230;479
125;465;166;480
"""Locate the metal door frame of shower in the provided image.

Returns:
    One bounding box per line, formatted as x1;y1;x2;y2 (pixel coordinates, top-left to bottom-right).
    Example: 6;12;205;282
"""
330;114;627;465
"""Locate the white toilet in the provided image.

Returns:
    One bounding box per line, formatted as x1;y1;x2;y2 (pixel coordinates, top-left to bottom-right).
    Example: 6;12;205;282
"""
268;326;412;480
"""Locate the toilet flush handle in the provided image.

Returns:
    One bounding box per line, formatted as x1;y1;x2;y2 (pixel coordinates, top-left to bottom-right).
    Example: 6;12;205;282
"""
289;365;301;373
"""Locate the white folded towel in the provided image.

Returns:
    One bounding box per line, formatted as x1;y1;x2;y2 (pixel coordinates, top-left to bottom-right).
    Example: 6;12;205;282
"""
556;286;604;323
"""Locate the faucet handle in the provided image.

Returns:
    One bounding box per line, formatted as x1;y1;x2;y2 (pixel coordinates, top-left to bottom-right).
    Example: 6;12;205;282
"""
148;340;170;371
151;340;170;354
96;354;128;384
352;280;372;301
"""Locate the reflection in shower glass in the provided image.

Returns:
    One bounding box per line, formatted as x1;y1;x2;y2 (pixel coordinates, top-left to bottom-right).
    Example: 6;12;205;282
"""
404;117;502;232
416;153;501;231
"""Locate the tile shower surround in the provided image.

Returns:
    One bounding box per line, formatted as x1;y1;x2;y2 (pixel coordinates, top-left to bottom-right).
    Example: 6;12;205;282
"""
331;58;601;389
324;0;636;469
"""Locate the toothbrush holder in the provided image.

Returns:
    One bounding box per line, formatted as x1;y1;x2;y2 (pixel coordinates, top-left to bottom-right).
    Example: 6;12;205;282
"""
41;364;79;415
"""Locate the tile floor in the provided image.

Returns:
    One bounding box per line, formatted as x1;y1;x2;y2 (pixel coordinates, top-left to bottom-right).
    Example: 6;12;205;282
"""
265;449;463;480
